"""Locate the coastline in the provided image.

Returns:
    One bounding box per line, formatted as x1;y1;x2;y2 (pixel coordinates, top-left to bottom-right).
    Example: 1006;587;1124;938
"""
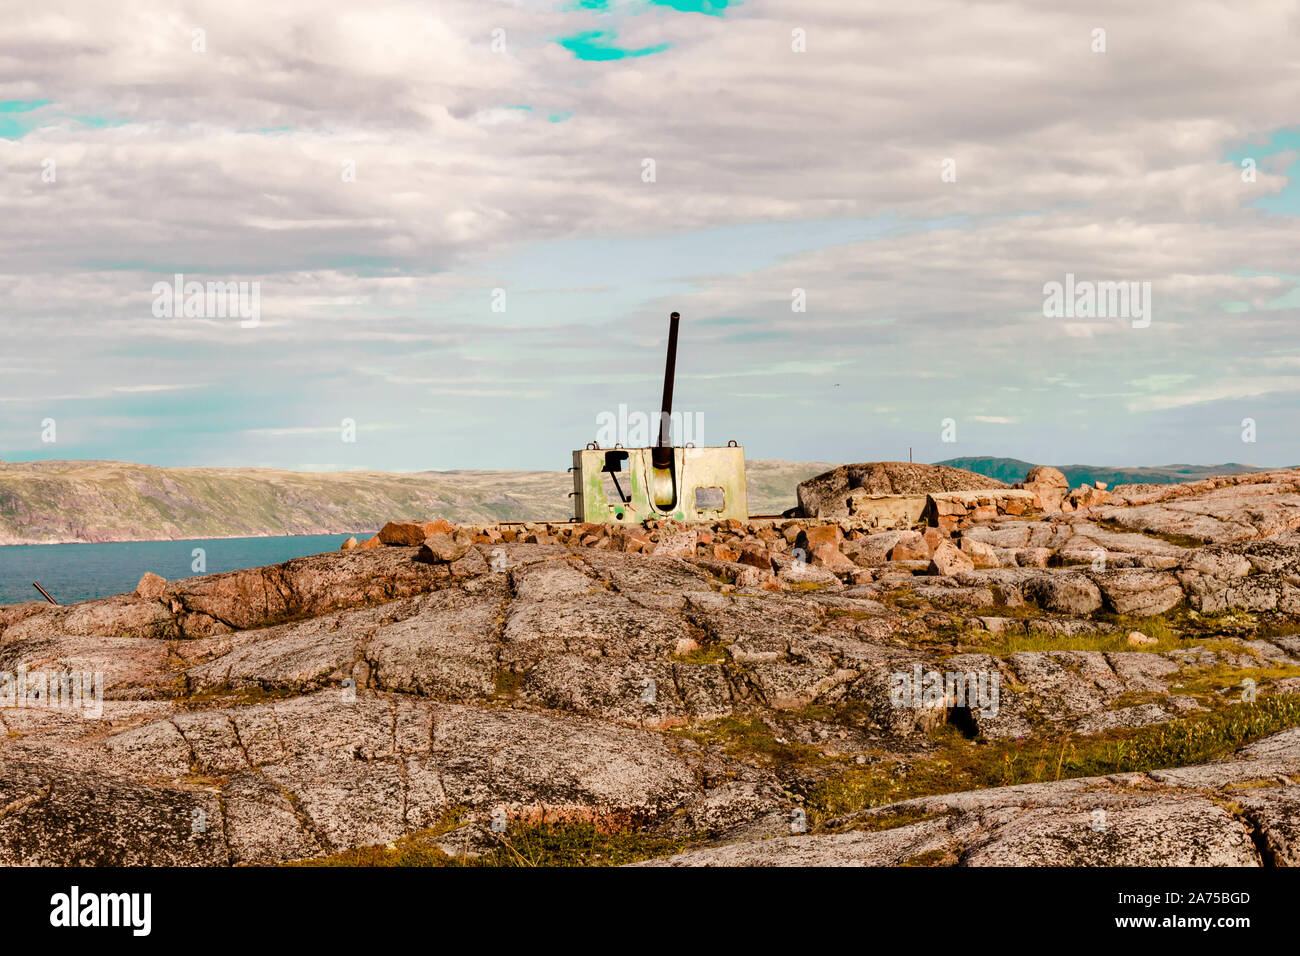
0;529;379;548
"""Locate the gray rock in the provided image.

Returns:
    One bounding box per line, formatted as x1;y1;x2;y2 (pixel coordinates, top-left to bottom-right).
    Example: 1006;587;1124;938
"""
928;541;974;576
1023;573;1103;616
1091;569;1184;616
958;798;1258;866
417;531;473;564
797;462;1004;518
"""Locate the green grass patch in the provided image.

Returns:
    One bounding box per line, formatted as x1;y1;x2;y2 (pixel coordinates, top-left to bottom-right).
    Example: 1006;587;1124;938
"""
1255;617;1300;640
455;822;693;867
676;714;827;767
900;848;951;867
671;643;730;665
825;607;885;621
966;629;1161;656
1105;690;1168;710
875;587;924;610
1170;662;1300;702
1094;517;1204;549
295;818;694;868
806;694;1300;826
492;668;526;699
1222;777;1283;791
178;682;300;710
962;607;1300;658
951;612;1189;655
786;700;877;727
293;808;467;866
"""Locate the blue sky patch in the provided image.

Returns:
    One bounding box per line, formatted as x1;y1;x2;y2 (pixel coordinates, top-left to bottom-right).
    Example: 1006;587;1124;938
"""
0;99;52;139
557;30;671;61
1225;127;1300;216
0;101;128;139
567;0;734;14
0;99;51;113
646;0;733;15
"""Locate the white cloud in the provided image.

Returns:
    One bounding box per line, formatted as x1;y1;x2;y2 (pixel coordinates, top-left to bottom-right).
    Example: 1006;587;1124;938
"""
1;0;1298;468
1132;377;1300;412
112;384;199;392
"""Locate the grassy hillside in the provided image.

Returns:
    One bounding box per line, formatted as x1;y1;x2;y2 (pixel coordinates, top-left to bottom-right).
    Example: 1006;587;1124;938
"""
0;459;838;545
937;457;1274;489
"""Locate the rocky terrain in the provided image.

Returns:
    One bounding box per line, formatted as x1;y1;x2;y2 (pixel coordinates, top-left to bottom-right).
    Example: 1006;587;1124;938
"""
3;464;1300;866
0;458;833;544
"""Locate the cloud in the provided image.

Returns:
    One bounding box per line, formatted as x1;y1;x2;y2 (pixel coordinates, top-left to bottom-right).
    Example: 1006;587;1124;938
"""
0;0;1298;469
112;384;200;393
1132;377;1300;413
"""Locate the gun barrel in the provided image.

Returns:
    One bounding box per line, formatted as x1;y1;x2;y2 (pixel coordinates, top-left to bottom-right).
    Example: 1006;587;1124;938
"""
653;311;680;467
32;581;58;605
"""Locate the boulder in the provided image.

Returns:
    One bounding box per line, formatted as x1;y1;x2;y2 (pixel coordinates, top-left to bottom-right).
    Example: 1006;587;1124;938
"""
1022;465;1069;513
928;541;974;576
844;490;930;529
797;462;1004;519
1092;569;1185;616
811;543;857;571
850;531;904;565
449;547;489;578
711;543;740;562
379;520;454;547
1180;548;1251;580
1068;484;1110;510
653;530;700;558
416;532;474;564
1015;547;1051;568
1024;465;1067;487
1023;574;1103;616
797;524;843;552
776;563;839;587
614;532;653;554
135;572;167;601
888;532;930;563
959;537;999;568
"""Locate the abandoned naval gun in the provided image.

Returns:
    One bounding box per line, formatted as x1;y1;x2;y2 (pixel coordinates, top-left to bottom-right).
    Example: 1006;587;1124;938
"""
571;311;748;524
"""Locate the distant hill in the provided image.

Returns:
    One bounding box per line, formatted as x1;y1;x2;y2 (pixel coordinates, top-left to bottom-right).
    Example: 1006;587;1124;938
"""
937;457;1275;488
0;458;837;545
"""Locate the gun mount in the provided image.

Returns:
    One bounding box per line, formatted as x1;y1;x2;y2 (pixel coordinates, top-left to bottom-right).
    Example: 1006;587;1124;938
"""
571;311;748;524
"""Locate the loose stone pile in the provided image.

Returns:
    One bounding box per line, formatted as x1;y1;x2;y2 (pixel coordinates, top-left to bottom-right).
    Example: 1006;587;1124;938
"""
335;466;1300;619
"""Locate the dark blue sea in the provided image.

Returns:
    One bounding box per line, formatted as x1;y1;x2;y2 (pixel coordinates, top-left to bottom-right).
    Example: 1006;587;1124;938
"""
0;533;366;606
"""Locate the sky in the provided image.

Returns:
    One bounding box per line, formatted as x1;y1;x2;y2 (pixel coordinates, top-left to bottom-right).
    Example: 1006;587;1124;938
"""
1;0;1298;472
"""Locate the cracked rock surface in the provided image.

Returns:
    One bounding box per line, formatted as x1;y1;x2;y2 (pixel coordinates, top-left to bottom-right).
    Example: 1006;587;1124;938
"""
5;472;1300;865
